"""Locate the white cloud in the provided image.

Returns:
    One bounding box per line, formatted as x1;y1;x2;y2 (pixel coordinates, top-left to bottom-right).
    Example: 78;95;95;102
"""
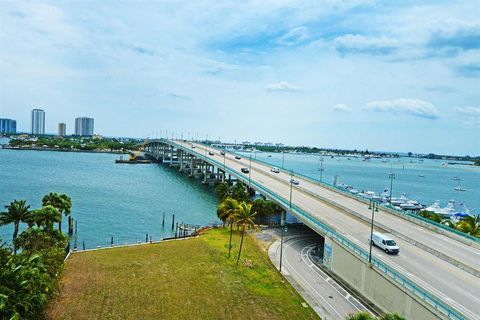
277;26;310;46
333;103;353;112
334;34;400;56
266;81;301;92
366;98;439;119
454;106;480;127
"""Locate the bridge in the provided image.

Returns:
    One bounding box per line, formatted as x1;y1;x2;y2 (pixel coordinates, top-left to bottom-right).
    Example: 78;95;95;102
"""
144;139;480;320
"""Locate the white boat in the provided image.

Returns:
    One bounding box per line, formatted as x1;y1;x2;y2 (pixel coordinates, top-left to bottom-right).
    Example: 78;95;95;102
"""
424;200;456;218
454;186;466;192
418;174;425;178
452;176;461;181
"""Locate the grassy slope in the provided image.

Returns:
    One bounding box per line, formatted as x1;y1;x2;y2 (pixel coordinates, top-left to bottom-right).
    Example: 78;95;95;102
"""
46;228;319;320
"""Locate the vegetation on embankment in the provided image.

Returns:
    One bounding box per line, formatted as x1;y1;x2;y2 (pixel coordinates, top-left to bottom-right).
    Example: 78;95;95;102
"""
418;210;480;238
46;228;319;320
7;135;141;152
0;193;73;319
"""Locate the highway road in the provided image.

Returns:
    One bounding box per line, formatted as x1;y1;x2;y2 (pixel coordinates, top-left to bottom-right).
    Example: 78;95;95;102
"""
174;141;480;320
264;229;372;320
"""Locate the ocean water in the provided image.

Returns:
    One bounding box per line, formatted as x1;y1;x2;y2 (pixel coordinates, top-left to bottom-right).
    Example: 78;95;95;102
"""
244;151;480;214
0;149;219;248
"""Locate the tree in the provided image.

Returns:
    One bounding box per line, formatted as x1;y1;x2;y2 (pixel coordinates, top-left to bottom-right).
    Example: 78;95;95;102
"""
231;181;248;202
345;313;405;320
235;202;256;266
34;205;62;233
456;215;480;237
42;192;71;232
215;182;232;200
0;253;54;319
0;200;31;254
217;197;239;258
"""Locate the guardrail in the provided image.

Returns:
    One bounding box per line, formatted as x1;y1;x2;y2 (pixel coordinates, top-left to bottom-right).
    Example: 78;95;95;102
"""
150;139;465;320
193;141;480;245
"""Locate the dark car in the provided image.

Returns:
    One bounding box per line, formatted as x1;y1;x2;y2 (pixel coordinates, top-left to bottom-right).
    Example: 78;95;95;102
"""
208;151;214;156
220;150;225;155
235;156;241;160
241;168;249;174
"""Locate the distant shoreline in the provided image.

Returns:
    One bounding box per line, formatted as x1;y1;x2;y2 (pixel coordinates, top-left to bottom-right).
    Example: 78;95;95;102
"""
0;145;127;155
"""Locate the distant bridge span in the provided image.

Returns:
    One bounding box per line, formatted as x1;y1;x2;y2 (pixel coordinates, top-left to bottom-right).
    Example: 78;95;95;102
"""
144;139;480;320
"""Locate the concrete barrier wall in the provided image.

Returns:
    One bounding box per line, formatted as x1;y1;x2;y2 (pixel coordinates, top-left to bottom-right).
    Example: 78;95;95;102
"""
330;240;445;320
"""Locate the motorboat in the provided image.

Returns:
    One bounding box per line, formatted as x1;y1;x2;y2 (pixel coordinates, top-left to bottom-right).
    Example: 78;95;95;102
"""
418;174;425;178
452;176;461;181
454;186;466;192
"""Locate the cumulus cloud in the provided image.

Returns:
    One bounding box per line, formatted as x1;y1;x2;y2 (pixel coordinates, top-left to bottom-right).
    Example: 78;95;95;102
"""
334;34;400;56
333;104;353;112
428;19;480;52
266;81;301;92
366;98;439;119
454;106;480;128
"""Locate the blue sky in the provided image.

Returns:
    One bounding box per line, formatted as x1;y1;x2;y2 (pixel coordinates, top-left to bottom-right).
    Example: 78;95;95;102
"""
0;0;479;155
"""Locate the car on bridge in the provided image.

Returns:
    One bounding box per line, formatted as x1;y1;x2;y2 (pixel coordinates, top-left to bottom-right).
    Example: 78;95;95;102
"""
271;167;280;173
290;178;300;185
220;150;225;155
208;151;214;156
235;156;241;160
371;232;400;254
241;168;249;173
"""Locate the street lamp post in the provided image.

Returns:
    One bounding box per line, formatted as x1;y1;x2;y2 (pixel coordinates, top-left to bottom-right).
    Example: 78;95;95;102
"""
282;151;285;169
368;200;378;264
248;154;252;187
388;172;396;206
280;171;294;273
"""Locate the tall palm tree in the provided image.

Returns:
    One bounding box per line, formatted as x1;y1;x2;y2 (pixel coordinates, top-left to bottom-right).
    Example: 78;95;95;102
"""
218;197;239;258
456;215;480;237
42;192;71;232
0;200;31;253
215;182;232;201
235;202;256;266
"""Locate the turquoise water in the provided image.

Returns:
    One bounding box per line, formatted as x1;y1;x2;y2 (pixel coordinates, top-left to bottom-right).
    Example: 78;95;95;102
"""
245;151;480;214
0;149;219;248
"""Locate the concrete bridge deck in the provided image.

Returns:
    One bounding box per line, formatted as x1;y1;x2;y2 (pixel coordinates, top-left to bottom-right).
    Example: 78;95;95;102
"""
146;139;480;320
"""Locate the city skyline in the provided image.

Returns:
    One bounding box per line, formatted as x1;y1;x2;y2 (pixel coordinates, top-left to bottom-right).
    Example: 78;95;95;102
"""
0;1;479;155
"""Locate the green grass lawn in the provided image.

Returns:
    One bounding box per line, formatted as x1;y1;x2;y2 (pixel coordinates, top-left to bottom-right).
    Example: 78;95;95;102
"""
46;228;319;320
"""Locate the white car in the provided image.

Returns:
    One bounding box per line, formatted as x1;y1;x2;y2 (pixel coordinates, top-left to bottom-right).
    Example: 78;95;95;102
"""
290;179;299;185
271;167;280;173
370;232;400;254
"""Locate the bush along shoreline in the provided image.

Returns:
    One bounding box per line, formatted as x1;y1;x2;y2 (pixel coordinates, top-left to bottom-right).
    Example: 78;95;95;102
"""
0;193;73;319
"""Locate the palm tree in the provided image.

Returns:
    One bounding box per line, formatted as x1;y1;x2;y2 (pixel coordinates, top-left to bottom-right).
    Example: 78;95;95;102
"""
215;182;232;201
456;215;480;237
235;202;256;266
218;197;239;258
35;205;62;233
42;192;71;232
0;200;31;253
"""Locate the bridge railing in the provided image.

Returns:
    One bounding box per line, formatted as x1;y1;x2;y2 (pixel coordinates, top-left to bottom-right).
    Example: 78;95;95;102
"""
190;141;480;245
154;139;465;320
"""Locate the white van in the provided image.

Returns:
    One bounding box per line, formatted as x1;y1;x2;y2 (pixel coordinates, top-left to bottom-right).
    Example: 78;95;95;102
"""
271;167;280;173
370;232;400;254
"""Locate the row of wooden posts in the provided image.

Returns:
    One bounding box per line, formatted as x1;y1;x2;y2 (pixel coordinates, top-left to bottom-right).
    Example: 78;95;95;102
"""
70;212;200;250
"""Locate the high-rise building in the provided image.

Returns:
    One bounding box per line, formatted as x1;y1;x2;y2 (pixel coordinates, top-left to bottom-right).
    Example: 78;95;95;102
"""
31;109;45;135
75;117;94;136
58;122;66;136
0;118;17;134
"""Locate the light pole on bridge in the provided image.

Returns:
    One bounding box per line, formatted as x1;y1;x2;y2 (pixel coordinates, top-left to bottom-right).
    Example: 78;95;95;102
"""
248;154;252;187
368;200;379;264
279;170;294;273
